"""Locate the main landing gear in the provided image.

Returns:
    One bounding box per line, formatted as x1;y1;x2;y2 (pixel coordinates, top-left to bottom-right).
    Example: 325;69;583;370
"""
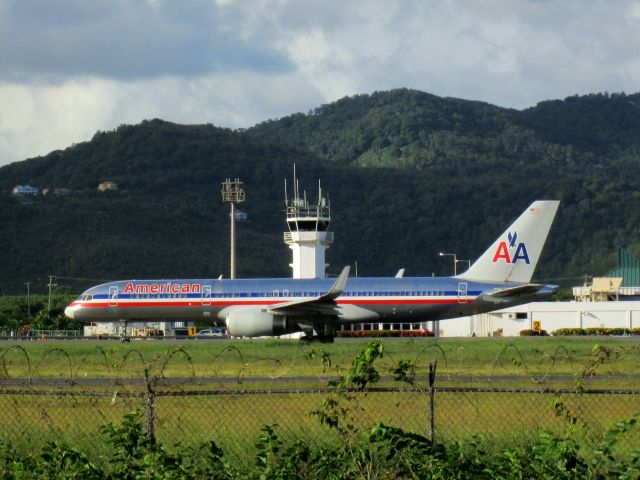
299;324;336;343
300;335;335;344
118;320;131;343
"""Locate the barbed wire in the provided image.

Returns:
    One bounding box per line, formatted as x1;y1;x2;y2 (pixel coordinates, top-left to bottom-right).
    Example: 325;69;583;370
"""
0;343;639;462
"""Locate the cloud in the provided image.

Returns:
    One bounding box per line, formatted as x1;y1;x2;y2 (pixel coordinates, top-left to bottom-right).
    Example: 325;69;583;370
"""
0;0;291;81
0;72;324;165
0;78;116;164
1;0;640;166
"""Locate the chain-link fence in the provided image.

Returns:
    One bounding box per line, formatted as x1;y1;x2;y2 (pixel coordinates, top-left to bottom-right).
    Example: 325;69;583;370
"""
1;341;640;467
1;384;639;464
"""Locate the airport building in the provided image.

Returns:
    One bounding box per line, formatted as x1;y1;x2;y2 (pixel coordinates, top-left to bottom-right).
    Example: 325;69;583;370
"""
84;321;195;338
436;247;640;337
439;300;640;337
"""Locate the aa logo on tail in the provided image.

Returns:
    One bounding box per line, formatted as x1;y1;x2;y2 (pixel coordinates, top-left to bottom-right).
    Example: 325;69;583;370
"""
491;231;530;264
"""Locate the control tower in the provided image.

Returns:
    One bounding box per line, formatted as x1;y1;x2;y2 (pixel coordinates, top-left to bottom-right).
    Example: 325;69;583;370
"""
284;169;334;279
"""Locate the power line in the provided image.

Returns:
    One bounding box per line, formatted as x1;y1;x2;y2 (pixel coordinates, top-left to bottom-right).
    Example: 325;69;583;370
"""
53;275;114;282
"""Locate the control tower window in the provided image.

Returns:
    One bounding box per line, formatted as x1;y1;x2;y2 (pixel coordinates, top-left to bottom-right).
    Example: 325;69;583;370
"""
292;220;317;231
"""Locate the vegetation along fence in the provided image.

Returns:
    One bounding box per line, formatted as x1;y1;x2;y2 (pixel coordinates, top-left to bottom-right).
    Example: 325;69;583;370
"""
1;385;639;462
1;339;640;476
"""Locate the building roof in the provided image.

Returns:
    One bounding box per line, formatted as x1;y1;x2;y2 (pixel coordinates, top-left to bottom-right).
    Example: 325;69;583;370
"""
606;247;640;287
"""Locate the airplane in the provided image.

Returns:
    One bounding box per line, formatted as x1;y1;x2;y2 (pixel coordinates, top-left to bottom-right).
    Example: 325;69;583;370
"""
65;200;560;341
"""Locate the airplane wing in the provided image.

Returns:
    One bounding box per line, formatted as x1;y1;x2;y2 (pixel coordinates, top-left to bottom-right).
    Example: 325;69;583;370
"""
268;266;350;315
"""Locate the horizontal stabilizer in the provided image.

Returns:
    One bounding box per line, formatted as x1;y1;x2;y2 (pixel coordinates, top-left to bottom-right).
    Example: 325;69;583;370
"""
483;283;544;298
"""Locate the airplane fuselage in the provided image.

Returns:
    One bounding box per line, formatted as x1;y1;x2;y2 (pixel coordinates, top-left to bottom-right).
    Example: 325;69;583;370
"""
65;275;555;326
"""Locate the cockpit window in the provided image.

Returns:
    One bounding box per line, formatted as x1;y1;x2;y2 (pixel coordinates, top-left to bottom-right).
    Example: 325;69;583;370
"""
80;294;93;301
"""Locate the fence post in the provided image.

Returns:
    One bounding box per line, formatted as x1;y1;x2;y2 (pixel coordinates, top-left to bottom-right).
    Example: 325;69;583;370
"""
143;366;156;444
428;359;437;443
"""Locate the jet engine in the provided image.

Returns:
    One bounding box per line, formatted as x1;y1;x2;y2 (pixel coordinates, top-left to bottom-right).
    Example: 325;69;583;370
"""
224;308;289;337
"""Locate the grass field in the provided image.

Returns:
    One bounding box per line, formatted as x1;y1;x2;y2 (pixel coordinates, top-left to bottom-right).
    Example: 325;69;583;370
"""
1;336;639;385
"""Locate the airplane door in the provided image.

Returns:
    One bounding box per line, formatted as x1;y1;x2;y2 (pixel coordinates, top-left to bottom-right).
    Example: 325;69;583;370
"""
203;285;211;306
109;286;119;307
457;283;467;304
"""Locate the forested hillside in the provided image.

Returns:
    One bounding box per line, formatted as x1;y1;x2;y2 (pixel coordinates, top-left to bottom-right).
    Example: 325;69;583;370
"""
1;89;640;295
248;89;640;177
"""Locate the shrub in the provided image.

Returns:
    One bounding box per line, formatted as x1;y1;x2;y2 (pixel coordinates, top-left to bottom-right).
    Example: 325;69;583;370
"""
584;328;604;336
337;329;434;338
554;327;638;336
519;329;548;336
553;328;586;336
1;414;639;479
606;327;627;336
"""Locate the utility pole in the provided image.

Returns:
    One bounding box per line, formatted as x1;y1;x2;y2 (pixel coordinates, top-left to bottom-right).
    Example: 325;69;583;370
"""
47;275;57;319
456;259;471;273
24;282;31;323
221;179;245;279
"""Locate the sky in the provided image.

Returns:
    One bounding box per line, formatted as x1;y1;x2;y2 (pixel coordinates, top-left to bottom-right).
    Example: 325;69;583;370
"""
1;0;640;167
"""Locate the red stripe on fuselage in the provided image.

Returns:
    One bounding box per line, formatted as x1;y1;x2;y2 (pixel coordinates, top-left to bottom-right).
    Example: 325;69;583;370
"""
71;298;474;309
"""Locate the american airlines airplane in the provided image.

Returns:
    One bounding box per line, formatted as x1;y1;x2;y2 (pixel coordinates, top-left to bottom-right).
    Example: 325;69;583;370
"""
65;200;559;341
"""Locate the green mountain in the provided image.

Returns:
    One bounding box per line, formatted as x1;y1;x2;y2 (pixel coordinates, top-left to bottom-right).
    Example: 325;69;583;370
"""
248;89;640;174
2;89;640;295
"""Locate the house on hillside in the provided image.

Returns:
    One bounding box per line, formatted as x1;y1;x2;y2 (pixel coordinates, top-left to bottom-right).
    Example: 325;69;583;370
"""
98;181;118;192
42;188;71;196
12;185;39;196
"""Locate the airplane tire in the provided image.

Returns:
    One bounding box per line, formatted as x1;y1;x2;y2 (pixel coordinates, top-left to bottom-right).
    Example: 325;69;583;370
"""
300;335;334;343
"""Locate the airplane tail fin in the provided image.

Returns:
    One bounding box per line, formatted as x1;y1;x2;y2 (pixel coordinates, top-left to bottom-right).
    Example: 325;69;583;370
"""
457;200;559;283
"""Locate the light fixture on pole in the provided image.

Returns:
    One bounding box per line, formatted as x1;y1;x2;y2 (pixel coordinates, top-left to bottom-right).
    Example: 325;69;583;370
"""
439;252;457;275
221;178;245;280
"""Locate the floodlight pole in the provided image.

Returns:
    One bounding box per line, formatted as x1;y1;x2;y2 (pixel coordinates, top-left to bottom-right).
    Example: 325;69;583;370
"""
221;179;245;279
439;252;457;276
230;201;236;278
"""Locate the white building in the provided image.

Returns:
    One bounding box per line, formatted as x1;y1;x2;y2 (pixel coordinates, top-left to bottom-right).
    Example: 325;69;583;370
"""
43;187;71;196
83;320;195;337
98;181;118;192
12;185;39;196
436;301;640;337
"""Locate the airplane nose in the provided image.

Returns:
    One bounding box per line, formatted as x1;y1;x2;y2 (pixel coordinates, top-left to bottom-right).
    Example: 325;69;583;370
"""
64;306;75;319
